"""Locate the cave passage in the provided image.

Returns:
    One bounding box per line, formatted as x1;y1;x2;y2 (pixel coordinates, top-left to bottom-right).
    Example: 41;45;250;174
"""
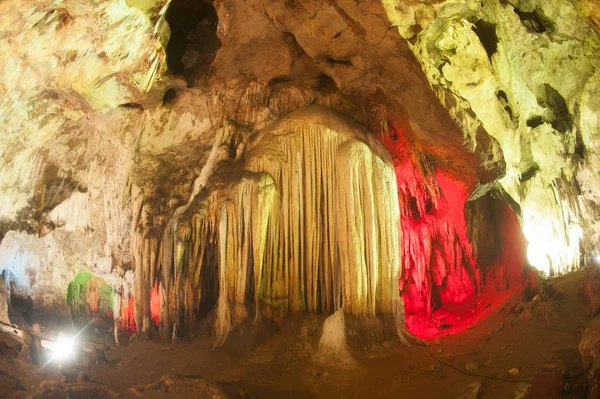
378;121;530;339
165;0;221;85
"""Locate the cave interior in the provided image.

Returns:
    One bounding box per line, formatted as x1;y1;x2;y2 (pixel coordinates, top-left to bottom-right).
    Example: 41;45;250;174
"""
0;0;600;398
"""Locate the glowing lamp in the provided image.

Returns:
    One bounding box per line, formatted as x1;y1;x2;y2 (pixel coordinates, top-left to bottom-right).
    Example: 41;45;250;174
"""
43;333;77;363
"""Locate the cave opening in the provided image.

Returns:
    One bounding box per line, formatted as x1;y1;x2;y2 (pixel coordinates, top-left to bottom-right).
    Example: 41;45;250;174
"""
165;0;221;85
472;19;498;61
512;6;555;34
162;87;179;105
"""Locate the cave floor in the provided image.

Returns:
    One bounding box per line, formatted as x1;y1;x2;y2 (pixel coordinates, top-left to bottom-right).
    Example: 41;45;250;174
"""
0;270;592;399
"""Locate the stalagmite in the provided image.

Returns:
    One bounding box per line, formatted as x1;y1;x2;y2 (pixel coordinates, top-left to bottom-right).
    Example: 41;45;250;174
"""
316;308;354;367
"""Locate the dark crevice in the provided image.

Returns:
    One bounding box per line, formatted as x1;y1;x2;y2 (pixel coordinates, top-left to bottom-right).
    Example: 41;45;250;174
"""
326;57;354;67
497;90;508;103
574;136;585;158
526;115;544;128
496;90;515;120
573;103;586;158
408;24;423;45
408;197;421;219
333;31;342;39
537;84;572;134
316;73;338;94
165;0;221;86
228;137;237;159
473;20;498;60
162;88;179;105
519;164;540;182
513;7;555;34
119;102;144;110
389;126;399;141
268;76;293;86
198;244;219;319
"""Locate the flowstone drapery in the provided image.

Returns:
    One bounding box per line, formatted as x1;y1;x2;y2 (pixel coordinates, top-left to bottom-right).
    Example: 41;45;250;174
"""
153;106;401;341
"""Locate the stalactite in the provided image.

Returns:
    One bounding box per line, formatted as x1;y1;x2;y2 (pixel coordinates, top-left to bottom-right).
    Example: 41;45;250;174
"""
163;173;279;342
156;106;400;342
335;141;401;316
379;126;478;319
244;106;400;319
130;183;162;337
157;124;233;339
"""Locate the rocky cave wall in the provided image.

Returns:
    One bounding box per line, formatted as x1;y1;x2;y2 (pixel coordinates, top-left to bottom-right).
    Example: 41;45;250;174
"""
384;0;600;275
0;0;598;339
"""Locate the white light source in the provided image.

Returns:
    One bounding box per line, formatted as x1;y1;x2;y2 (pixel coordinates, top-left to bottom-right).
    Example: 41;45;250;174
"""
522;207;582;276
44;333;77;363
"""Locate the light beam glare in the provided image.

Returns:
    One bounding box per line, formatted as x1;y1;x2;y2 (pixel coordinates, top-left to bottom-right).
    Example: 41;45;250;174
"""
40;320;94;369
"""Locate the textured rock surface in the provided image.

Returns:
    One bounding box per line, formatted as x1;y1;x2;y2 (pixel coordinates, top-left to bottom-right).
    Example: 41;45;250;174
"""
316;308;355;367
581;266;600;317
0;0;598;339
383;0;600;275
580;316;600;398
0;276;9;325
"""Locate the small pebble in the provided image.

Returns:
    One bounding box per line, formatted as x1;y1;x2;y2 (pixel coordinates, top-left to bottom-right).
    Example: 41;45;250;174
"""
542;361;558;371
465;361;479;373
508;367;520;376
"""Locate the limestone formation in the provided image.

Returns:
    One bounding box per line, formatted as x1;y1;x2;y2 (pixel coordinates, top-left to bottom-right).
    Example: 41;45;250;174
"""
316;308;355;367
383;0;600;275
160;106;400;341
0;276;9;325
0;0;598;342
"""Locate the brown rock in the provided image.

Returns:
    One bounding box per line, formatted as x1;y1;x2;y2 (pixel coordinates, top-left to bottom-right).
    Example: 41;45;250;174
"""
523;369;565;399
454;382;481;399
0;276;9;325
580;317;600;398
581;267;600;317
465;361;479;373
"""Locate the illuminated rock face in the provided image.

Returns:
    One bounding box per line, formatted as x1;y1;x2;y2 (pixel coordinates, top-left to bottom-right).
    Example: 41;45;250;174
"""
0;0;597;339
378;121;529;337
382;0;600;276
155;106;401;340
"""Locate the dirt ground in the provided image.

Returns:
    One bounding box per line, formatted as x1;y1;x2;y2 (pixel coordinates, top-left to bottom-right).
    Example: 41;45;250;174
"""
0;269;593;398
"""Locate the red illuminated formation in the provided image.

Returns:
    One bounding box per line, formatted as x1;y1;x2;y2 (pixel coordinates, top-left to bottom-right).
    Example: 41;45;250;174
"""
120;294;136;333
150;282;161;327
120;282;161;334
379;123;529;339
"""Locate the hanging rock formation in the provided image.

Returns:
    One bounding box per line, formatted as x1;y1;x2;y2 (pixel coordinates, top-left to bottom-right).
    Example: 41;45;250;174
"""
157;106;400;340
0;0;598;341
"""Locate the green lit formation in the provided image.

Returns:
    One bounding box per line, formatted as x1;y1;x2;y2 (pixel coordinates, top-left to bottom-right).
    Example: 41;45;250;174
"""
66;272;114;316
